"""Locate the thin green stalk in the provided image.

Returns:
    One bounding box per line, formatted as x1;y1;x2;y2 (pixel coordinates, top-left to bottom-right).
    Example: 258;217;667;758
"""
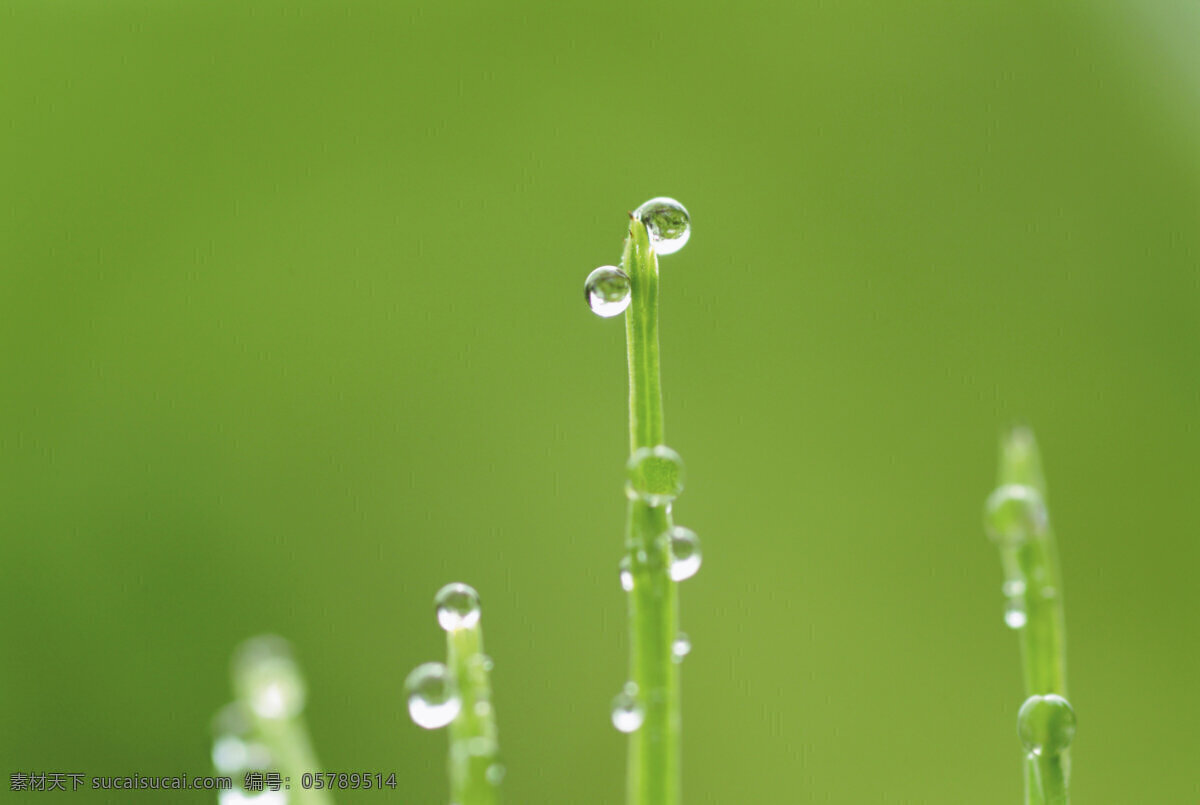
447;619;502;805
997;427;1067;699
230;636;333;805
622;218;681;805
1032;753;1068;805
253;717;333;805
987;426;1073;805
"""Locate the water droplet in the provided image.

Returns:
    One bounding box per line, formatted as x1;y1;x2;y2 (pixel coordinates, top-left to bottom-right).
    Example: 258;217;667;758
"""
666;526;702;582
619;555;634;592
210;704;274;775
984;484;1048;546
585;266;632;318
634;197;690;256
405;662;461;729
231;635;307;720
468;653;495;674
1017;694;1076;757
486;763;506;785
626;445;685;506
435;582;481;632
611;683;644;733
1002;579;1026;597
672;633;691;662
1004;600;1027;629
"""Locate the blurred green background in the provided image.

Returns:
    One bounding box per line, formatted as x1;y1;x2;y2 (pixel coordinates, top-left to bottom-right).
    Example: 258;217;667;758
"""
2;1;1197;803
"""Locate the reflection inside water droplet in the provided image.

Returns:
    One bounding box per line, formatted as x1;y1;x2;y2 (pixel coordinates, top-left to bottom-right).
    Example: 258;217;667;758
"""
634;197;691;256
435;583;481;632
610;683;644;733
585;266;631;317
405;662;461;730
666;527;702;582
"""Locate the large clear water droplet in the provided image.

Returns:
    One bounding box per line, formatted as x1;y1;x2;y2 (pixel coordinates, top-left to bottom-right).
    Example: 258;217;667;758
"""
405;662;461;729
435;582;481;632
1004;599;1027;629
1017;694;1076;757
666;526;702;582
634;197;690;256
611;683;644;733
626;445;685;506
984;484;1048;546
672;632;691;663
585;266;632;318
231;635;307;720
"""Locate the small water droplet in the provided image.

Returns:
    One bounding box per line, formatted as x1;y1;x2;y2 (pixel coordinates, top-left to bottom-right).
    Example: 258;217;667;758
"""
486;763;506;785
634;197;690;256
984;484;1048;546
619;555;634;592
435;582;481;632
232;635;307;720
611;683;645;733
626;445;685;506
210;704;274;775
405;662;461;729
1004;600;1027;629
468;653;495;674
672;632;691;662
1002;579;1026;597
666;526;702;582
1017;694;1076;757
585;266;632;318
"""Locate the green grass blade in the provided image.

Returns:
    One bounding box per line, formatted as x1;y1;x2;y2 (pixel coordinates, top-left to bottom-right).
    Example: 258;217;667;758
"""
987;425;1072;805
447;621;502;805
622;218;681;805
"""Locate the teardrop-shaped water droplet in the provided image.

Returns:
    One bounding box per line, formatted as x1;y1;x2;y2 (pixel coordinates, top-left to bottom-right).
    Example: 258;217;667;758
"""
435;582;481;632
1017;694;1076;757
672;632;691;663
405;662;461;729
666;526;702;582
634;197;690;256
1004;599;1027;629
585;266;632;318
984;484;1048;546
619;555;634;592
611;683;645;733
231;635;307;720
625;445;685;506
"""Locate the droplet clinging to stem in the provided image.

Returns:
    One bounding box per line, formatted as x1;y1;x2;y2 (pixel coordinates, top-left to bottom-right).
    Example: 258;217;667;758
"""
585;266;632;318
634;197;691;256
405;662;461;730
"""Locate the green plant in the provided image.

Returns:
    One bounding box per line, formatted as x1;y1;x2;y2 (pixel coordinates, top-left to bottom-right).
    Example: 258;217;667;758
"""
207;214;1080;805
214;635;334;805
399;198;695;805
984;426;1076;805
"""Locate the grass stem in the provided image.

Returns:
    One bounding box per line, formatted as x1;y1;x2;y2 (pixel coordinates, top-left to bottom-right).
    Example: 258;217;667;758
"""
622;218;681;805
446;600;502;805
